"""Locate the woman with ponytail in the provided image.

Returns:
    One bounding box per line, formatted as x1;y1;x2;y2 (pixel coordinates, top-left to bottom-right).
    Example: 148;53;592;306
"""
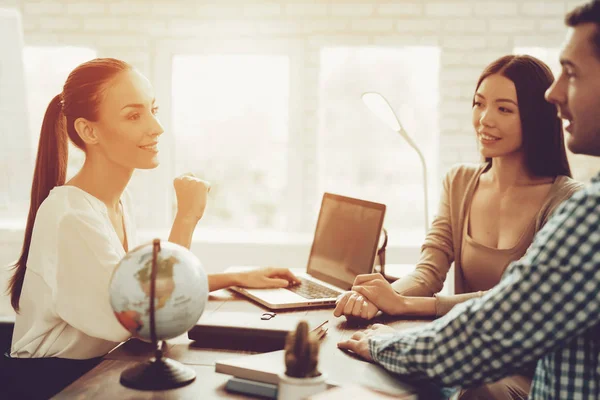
3;58;298;398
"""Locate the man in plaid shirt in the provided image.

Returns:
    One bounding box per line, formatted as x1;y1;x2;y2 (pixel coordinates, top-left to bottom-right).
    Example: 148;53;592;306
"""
338;2;600;399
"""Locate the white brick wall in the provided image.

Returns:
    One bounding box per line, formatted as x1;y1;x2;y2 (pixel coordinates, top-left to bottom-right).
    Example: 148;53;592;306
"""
372;34;439;46
489;19;537;33
425;2;472;17
441;36;487;50
395;19;440;33
23;1;63;15
473;2;519;16
0;0;587;178
37;15;80;30
485;36;513;49
351;18;395;33
521;2;566;16
196;5;239;18
304;20;349;34
65;3;106;15
82;17;125;32
331;4;374;17
150;2;191;17
244;3;282;18
107;1;150;16
377;3;423;16
126;19;169;36
442;19;487;33
258;21;303;35
285;3;329;17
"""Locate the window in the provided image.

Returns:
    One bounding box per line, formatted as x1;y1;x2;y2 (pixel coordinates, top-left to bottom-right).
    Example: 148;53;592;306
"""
515;47;600;182
170;54;290;232
0;46;96;226
0;13;28;226
154;42;438;244
318;47;440;242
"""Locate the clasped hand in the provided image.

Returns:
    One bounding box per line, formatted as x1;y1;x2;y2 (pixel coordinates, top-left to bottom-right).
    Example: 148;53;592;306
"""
334;273;404;320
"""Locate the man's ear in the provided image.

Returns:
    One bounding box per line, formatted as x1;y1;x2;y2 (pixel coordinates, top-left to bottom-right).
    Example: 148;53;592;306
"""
73;117;99;145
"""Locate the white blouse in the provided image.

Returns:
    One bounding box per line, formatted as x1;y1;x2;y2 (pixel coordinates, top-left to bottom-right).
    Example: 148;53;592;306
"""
11;186;135;359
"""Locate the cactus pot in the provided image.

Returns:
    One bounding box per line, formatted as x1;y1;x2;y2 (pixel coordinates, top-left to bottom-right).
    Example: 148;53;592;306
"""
277;372;327;400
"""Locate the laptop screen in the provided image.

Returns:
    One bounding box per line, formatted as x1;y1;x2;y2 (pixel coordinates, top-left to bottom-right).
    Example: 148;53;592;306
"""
306;193;386;290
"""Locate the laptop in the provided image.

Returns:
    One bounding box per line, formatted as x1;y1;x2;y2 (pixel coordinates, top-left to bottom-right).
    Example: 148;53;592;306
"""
231;193;386;310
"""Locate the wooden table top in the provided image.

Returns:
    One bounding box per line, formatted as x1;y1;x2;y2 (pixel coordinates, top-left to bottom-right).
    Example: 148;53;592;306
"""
55;289;433;399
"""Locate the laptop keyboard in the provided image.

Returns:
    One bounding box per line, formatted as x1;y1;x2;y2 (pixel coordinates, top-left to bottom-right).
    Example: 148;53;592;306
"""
287;277;341;300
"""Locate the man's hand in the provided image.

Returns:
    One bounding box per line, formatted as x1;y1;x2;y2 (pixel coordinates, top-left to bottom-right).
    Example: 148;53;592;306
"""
337;323;397;361
333;291;380;320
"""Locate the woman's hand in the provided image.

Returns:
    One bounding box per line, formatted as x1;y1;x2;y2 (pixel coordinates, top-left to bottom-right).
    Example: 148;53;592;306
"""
174;173;210;221
349;273;406;316
236;267;301;289
337;323;397;361
333;291;380;320
169;173;210;249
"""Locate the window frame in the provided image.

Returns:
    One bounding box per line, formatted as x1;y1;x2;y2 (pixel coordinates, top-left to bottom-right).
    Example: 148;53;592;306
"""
315;43;441;244
153;38;309;234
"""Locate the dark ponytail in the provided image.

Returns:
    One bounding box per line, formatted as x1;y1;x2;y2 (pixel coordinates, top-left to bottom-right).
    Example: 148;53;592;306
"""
8;58;131;312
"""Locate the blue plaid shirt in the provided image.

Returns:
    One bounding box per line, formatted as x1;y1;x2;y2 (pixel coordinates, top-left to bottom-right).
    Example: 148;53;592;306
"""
369;172;600;399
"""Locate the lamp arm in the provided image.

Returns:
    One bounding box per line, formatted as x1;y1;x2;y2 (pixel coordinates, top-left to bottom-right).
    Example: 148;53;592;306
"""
399;131;429;232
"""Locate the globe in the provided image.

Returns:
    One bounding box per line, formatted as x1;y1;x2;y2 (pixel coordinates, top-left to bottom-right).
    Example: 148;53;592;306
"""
109;240;208;342
108;239;209;390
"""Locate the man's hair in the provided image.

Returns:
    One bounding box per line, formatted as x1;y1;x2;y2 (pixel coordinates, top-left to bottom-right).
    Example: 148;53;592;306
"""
566;0;600;58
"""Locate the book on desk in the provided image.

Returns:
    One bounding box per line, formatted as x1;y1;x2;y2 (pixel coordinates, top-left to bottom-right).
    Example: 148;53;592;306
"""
188;311;328;351
215;349;417;398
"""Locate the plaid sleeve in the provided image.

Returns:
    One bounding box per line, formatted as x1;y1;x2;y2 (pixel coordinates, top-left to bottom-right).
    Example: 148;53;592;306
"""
368;187;600;387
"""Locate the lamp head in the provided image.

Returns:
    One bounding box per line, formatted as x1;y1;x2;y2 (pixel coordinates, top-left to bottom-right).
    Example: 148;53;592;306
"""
361;92;403;133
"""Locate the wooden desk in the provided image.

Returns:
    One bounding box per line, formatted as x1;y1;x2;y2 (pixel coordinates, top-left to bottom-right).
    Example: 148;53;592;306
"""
55;289;432;399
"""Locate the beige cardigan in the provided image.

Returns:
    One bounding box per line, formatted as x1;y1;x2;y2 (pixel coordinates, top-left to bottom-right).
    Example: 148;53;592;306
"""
392;163;584;316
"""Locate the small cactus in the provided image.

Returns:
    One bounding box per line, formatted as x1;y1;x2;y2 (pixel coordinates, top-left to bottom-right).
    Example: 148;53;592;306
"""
284;321;321;378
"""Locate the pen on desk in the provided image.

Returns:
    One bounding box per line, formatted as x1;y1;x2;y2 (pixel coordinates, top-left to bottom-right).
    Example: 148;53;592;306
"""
314;320;329;331
314;328;328;340
313;320;329;340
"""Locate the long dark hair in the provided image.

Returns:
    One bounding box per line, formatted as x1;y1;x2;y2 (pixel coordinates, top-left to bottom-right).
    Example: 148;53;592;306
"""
8;58;131;312
475;55;572;178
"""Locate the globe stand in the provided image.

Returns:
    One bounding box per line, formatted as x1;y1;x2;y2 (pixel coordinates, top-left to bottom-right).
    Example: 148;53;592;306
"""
120;239;196;391
120;341;196;390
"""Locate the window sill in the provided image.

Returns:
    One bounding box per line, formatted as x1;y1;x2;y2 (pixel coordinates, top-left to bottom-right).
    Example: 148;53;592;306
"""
0;227;422;274
0;225;423;248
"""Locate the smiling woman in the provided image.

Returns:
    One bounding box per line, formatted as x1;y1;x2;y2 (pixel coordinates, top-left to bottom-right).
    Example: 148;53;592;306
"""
475;55;572;178
334;55;584;400
4;58;300;399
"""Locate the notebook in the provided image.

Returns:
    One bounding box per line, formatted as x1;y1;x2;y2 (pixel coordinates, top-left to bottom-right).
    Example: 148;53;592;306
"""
215;349;417;397
188;312;328;350
225;377;278;399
